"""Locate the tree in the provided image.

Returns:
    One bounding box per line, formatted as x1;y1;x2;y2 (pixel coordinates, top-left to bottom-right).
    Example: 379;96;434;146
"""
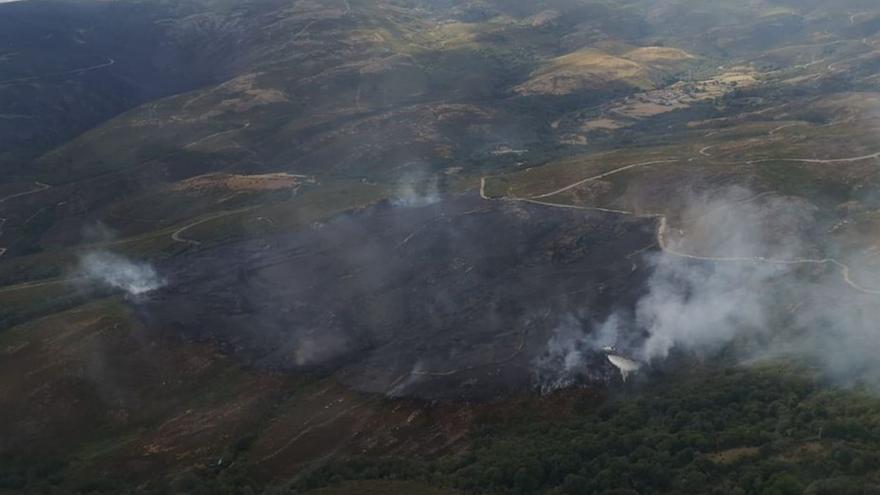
561;474;589;495
763;473;804;495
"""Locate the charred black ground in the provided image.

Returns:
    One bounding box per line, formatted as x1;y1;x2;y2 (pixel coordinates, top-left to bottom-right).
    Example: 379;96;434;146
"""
138;194;658;399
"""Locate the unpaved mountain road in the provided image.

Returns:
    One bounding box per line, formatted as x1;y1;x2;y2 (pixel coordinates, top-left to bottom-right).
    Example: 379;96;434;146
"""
0;276;74;295
0;182;51;259
0;181;50;203
531;159;679;199
480;149;880;296
3;145;879;296
768;123;803;136
171;206;259;246
0;58;115;86
748;151;880;165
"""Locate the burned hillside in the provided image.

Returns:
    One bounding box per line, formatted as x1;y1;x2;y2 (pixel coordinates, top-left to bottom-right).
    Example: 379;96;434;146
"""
138;194;658;399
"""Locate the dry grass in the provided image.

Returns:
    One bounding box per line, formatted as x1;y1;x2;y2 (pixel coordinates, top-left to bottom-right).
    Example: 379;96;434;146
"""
172;172;311;193
624;46;695;64
777;441;825;462
516;45;695;96
581;118;626;131
516;48;653;95
708;447;761;465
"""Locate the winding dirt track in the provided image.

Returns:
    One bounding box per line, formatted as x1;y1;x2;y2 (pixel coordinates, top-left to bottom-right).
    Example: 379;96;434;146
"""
171;206;259;246
0;182;51;259
0;181;50;203
0;203;255;293
768;123;802;136
0;276;77;295
480;150;880;296
0;59;115;86
747;151;880;165
183;122;251;150
531;160;678;199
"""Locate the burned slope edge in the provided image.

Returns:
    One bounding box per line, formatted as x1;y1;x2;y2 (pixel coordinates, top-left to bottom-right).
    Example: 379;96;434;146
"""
137;194;658;399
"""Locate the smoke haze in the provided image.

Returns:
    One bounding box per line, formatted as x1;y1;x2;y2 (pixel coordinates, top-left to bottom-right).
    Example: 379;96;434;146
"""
78;251;165;296
579;186;880;385
533;313;620;392
522;181;880;392
391;169;441;207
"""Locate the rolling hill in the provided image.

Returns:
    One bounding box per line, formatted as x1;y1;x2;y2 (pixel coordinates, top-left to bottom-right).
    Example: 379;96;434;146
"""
7;0;880;493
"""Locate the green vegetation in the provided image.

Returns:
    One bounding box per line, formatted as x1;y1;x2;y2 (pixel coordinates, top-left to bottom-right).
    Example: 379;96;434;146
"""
295;365;880;495
11;356;880;495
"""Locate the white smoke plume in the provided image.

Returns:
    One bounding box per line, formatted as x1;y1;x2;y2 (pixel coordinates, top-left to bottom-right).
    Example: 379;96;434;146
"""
391;169;441;207
533;313;620;392
631;254;782;362
386;361;427;398
581;187;816;365
536;185;880;388
629;187;817;362
78;251;165;296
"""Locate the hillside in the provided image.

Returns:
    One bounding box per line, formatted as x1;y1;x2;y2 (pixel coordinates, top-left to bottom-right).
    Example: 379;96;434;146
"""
6;0;880;493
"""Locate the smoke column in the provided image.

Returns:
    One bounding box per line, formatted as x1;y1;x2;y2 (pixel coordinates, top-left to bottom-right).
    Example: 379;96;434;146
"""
78;251;165;296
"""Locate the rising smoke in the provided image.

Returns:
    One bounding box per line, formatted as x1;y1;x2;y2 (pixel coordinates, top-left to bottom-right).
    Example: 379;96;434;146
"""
391;168;441;207
533;313;620;392
629;187;819;362
78;251;166;296
536;186;880;389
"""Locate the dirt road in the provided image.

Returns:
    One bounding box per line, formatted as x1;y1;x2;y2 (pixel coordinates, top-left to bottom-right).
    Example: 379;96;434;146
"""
748;151;880;164
0;182;51;259
531;159;678;199
0;58;115;86
481;150;880;296
0;181;50;203
0;277;71;295
171;206;259;246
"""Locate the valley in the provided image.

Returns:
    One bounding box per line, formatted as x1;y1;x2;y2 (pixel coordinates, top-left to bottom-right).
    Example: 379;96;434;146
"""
7;0;880;494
